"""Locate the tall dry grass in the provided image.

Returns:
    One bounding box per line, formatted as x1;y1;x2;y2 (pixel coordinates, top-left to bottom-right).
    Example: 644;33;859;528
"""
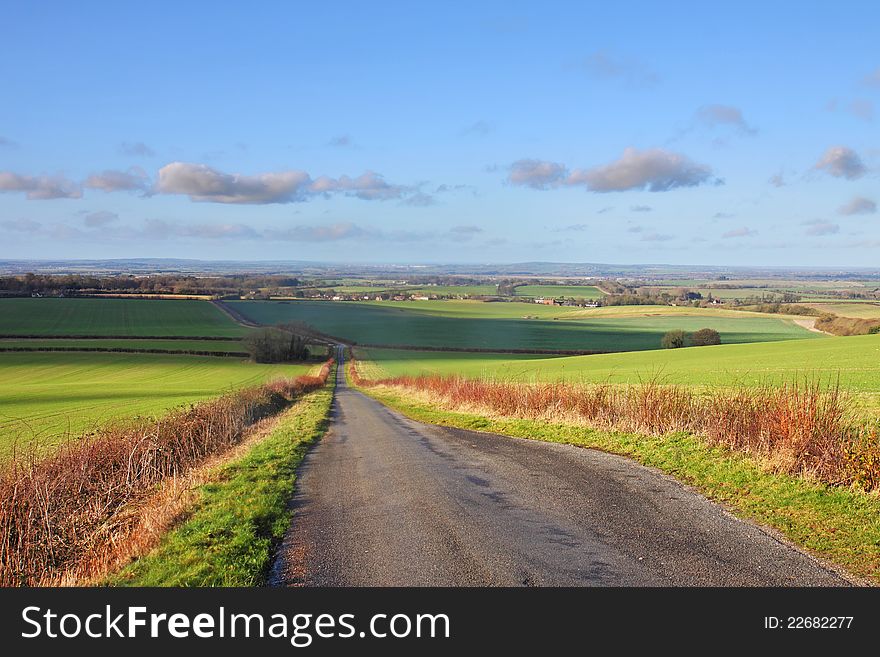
350;358;880;492
0;358;332;587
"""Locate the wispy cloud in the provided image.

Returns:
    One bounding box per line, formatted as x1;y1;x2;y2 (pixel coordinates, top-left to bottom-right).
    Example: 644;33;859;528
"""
577;51;658;86
838;196;877;215
0;218;42;232
768;172;786;187
803;219;840;236
507;159;567;189
641;232;673;242
0;172;82;199
722;226;757;239
695;104;757;134
0;136;19;149
863;66;880;88
327;135;355;148
401;192;437;207
83;211;119;227
119;141;155;157
84;167;151;193
630;205;652;212
814;146;867;180
459;120;491;137
553;223;590;232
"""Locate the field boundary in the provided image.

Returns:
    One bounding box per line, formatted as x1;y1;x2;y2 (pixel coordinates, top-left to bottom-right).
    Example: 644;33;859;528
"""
355;343;609;355
0;346;249;357
0;333;241;340
106;383;334;587
211;299;263;328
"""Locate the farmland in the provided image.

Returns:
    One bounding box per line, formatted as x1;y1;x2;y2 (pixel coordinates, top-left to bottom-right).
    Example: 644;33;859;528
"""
0;351;311;455
0;298;246;337
359;333;880;395
230;299;819;352
0;338;246;353
514;284;604;299
805;302;880;319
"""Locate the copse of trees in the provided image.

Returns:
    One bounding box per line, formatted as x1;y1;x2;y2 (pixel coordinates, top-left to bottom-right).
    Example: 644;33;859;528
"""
243;327;310;363
660;330;689;349
690;328;721;346
661;327;721;349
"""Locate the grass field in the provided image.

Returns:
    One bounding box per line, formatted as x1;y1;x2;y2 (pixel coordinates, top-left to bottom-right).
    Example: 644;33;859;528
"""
0;338;245;353
231;300;817;352
406;285;499;296
805;303;880;319
514;284;603;298
0;298;246;337
0;352;311;455
360;333;880;394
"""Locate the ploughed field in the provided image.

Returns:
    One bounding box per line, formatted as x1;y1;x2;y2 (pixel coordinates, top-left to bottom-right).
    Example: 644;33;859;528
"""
229;299;819;352
0;351;311;456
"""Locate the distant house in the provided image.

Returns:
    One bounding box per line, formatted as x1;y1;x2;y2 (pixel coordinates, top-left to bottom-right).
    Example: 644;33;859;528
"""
413;295;430;301
534;297;555;305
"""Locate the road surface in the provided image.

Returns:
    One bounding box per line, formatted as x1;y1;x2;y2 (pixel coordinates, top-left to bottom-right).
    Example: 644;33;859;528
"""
272;351;849;586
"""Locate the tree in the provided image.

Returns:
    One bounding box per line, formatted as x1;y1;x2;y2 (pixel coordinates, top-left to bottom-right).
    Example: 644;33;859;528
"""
690;328;721;346
243;327;310;363
661;329;688;349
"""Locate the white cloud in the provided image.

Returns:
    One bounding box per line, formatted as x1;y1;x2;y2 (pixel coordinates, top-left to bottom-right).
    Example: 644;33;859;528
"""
507;159;567;189
567;148;717;192
814;146;867;180
157;162;312;204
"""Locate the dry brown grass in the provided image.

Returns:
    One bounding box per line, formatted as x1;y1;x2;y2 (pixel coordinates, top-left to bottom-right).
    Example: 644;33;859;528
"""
350;358;880;492
0;359;332;587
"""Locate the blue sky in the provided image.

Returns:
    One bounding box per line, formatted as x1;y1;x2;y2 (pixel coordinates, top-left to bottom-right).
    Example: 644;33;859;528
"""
1;0;878;265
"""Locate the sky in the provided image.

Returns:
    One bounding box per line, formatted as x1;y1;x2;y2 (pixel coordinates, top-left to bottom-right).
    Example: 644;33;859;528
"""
0;0;878;266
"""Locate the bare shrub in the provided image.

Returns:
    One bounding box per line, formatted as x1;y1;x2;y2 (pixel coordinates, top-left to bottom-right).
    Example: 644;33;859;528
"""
350;357;878;492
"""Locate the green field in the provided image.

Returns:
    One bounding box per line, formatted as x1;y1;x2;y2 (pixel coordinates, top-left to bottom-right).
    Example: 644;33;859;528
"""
0;352;311;454
0;338;245;353
405;285;499;296
514;284;603;299
231;299;818;352
360;333;880;393
805;303;880;319
0;298;246;337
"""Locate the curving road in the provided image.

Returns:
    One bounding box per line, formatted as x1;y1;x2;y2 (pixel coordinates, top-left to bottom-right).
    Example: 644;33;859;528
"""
271;349;849;587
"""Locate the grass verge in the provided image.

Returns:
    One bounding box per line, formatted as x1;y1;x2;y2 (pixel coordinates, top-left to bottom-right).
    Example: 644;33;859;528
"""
107;382;333;587
359;384;880;584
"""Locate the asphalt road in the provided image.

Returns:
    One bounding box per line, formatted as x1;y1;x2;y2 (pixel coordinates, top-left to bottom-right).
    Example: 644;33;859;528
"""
272;352;849;587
